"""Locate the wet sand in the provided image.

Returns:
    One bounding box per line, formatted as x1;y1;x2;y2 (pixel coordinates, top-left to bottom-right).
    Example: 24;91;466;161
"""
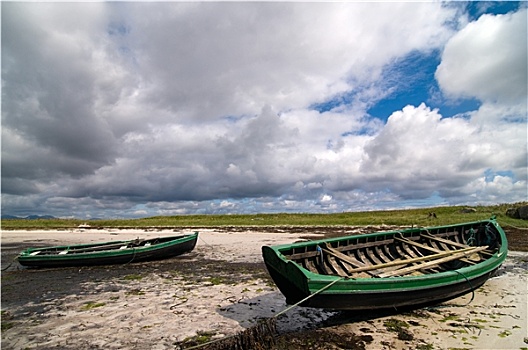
1;228;527;349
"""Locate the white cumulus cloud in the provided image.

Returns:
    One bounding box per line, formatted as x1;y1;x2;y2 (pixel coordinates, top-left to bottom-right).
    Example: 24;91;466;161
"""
436;8;527;104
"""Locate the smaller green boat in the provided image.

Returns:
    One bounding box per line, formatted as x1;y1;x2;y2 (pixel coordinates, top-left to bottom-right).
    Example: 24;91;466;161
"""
262;218;507;310
18;232;198;268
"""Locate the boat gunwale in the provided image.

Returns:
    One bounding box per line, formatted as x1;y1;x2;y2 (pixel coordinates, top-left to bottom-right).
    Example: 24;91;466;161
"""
269;218;504;252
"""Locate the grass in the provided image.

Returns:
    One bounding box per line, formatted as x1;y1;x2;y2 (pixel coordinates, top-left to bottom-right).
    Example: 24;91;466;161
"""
126;288;145;296
206;276;225;285
1;310;15;332
416;344;434;350
384;318;409;332
1;321;15;332
80;301;106;311
122;274;143;281
498;330;512;338
178;330;217;347
440;314;463;323
473;318;488;323
383;318;414;340
1;202;527;229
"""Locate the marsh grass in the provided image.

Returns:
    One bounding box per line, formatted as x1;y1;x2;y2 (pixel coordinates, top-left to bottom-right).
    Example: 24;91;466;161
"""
122;274;143;281
498;330;512;338
126;288;145;296
383;318;413;341
2;202;527;230
1;321;15;332
440;314;463;323
1;310;15;331
206;276;225;285
80;301;106;311
178;330;217;347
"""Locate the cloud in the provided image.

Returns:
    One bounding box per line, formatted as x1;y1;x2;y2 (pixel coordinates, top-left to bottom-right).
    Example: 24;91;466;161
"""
433;6;527;199
112;2;456;122
436;8;527;104
2;3;125;183
359;103;526;201
1;3;525;218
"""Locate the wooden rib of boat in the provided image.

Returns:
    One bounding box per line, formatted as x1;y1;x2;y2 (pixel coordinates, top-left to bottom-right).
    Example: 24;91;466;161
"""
17;232;199;268
262;218;507;310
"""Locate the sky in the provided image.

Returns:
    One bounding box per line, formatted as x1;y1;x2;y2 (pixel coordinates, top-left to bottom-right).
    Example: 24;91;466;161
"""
1;1;527;219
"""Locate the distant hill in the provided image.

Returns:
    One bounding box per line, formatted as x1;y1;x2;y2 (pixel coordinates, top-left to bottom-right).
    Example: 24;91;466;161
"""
1;215;56;220
1;215;20;219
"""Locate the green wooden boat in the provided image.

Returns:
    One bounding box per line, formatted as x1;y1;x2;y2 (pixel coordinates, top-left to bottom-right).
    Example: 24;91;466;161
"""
262;218;507;310
18;232;198;268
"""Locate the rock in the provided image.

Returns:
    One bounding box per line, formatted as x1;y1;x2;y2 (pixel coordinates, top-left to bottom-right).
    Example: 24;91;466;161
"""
505;206;528;220
518;205;528;220
506;208;520;219
459;208;477;213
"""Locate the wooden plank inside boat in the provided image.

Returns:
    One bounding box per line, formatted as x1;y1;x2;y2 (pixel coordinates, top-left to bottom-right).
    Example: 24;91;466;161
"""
394;234;481;265
321;244;379;277
378;246;489;278
324;256;349;277
285;237;395;260
330;245;485;276
304;259;319;274
420;232;494;256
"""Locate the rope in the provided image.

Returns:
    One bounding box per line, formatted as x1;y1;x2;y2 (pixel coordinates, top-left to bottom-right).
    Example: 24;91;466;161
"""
274;277;344;318
1;258;18;271
466;228;477;246
423;270;476;312
502;223;528;230
453;270;475;306
184;276;345;350
198;235;215;248
124;247;138;265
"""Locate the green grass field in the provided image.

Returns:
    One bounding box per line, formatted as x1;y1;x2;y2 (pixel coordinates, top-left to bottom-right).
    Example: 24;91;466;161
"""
1;202;527;230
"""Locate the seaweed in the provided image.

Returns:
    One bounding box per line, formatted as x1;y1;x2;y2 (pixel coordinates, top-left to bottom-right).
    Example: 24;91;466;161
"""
383;318;414;341
80;301;106;311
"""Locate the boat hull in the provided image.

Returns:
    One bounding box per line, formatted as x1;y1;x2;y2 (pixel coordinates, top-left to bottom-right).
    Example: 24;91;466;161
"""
18;233;198;268
264;259;499;310
262;219;507;310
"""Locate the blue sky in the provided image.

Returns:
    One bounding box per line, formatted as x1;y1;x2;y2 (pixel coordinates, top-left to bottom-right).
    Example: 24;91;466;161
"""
2;2;527;218
313;1;522;121
367;49;482;120
370;1;522;121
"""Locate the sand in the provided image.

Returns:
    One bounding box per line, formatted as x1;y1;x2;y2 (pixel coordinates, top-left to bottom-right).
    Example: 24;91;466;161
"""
1;228;527;350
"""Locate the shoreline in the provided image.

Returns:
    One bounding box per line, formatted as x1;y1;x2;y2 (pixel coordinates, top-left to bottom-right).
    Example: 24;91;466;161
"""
2;229;527;349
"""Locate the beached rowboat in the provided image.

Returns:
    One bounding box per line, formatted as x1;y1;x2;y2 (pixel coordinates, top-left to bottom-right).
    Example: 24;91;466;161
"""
18;232;199;268
262;218;507;310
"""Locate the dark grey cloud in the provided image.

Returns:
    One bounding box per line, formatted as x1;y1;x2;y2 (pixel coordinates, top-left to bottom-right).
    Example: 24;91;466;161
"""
2;3;120;188
1;3;526;218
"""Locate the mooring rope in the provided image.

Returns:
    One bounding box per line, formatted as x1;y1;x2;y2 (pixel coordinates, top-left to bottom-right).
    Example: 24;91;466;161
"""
1;257;18;271
502;223;528;230
124;247;137;265
184;276;345;350
198;235;215;248
273;277;344;318
453;269;475;305
425;269;476;313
